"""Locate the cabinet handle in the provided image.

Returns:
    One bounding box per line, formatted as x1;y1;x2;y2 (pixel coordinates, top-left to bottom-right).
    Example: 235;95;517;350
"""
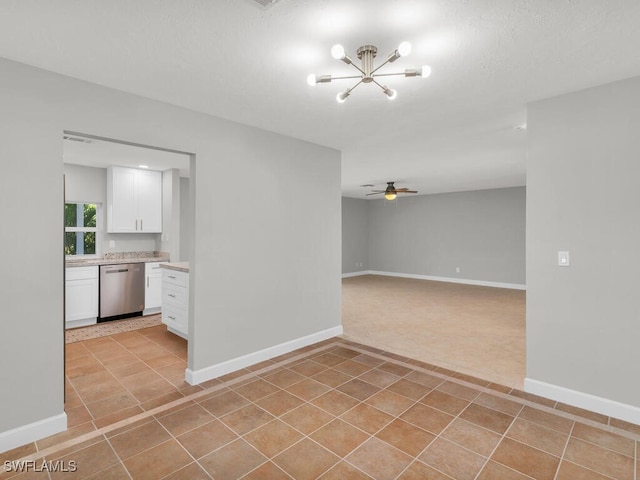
168;315;176;320
135;219;138;231
168;294;176;298
168;275;176;279
147;276;149;288
141;219;143;230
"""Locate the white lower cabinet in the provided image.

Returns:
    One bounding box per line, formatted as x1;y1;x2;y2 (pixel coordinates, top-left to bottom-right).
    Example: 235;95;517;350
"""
144;262;162;315
65;266;98;328
161;268;188;339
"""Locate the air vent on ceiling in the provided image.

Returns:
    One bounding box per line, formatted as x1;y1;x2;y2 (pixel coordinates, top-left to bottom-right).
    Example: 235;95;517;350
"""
252;0;279;6
63;135;93;144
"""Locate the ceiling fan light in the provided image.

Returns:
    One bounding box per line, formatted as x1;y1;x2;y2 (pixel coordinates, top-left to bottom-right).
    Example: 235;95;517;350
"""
398;41;412;57
384;192;397;200
419;65;432;78
331;44;346;60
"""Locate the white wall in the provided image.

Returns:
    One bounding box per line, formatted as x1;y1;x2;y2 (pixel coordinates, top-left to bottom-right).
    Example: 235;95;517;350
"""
0;58;341;448
344;187;525;285
64;164;160;254
526;76;640;420
342;197;369;274
160;168;181;261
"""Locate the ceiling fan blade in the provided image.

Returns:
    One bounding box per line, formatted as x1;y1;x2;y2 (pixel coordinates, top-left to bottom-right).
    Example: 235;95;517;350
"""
395;188;410;192
366;192;384;196
400;190;418;193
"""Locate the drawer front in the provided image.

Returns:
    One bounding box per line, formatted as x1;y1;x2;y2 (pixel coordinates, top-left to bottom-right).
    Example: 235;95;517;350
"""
162;269;188;288
66;266;98;281
162;306;187;334
162;283;187;308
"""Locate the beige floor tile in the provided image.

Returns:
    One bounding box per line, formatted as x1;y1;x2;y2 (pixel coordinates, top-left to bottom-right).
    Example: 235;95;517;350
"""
400;403;455;435
419;437;487;480
505;418;568;457
490;437;560;480
375;419;435;457
273;438;339;480
219;404;275;435
441;418;502;456
311;419;370;457
243;419;303;457
176;419;237;459
123;439;193;480
255;390;304;417
563;437;634;480
346;438;413;480
420;389;470;416
280;403;334;435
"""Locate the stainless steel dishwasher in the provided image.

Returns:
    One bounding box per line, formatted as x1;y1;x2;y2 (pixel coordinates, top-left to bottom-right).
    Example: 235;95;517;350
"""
99;263;145;321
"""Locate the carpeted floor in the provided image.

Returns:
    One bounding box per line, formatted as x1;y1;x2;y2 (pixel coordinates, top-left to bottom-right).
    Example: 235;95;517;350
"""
341;275;526;389
65;314;162;343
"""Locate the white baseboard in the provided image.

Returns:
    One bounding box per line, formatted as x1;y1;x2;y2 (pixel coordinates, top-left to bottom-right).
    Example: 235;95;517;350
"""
185;326;343;385
350;270;526;290
524;378;640;425
341;271;369;278
0;413;67;453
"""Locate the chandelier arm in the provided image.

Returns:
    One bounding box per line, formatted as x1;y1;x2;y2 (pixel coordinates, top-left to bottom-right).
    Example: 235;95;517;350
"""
349;63;366;76
371;79;387;91
370;56;394;75
330;74;364;81
346;79;364;94
371;72;406;78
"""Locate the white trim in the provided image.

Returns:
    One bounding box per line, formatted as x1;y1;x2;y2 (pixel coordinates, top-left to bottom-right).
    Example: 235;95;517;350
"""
341;271;369;278
0;413;67;453
524;378;640;425
345;270;526;290
185;326;343;385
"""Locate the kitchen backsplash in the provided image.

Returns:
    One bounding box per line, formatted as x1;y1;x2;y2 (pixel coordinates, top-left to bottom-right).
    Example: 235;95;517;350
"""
103;251;170;261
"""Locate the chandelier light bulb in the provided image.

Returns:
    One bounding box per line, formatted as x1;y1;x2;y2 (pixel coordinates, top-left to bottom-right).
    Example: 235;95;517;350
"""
383;86;398;100
331;44;346;60
307;74;317;86
420;65;432;78
398;41;412;57
336;90;349;103
384;193;397;200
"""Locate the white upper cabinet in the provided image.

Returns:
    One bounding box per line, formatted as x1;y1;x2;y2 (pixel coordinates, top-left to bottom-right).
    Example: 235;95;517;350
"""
107;166;162;233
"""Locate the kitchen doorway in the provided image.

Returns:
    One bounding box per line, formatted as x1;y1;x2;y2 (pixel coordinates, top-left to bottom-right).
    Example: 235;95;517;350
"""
62;132;196;432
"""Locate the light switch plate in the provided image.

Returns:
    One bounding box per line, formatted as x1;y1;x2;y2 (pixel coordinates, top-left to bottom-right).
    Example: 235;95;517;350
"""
558;251;570;266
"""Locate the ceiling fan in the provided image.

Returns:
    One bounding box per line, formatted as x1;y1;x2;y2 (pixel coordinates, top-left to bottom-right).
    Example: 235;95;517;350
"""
366;182;418;200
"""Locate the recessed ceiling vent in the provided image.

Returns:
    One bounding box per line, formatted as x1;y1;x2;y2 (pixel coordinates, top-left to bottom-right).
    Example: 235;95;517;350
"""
63;135;93;144
252;0;279;6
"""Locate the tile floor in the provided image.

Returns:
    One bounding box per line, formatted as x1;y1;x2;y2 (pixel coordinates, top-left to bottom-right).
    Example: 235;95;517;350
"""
2;330;638;479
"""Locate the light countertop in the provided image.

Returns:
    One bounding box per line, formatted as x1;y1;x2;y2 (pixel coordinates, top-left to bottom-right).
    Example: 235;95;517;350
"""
160;262;189;273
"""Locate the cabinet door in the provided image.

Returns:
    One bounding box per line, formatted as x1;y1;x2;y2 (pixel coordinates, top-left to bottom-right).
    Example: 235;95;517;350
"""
145;273;162;309
137;170;162;233
66;278;98;323
108;167;137;233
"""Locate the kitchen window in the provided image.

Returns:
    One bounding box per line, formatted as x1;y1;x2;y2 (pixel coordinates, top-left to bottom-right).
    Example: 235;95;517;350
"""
65;202;101;257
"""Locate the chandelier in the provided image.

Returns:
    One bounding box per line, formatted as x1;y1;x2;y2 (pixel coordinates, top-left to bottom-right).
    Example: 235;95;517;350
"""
307;41;431;103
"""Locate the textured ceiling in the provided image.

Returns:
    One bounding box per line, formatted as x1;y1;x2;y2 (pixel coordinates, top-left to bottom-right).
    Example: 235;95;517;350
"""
2;0;640;197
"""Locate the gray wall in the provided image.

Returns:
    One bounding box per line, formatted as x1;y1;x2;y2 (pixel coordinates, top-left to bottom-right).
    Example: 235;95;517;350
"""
363;187;526;285
160;168;181;261
527;76;640;408
342;197;369;273
179;177;191;263
64;164;160;254
0;58;341;437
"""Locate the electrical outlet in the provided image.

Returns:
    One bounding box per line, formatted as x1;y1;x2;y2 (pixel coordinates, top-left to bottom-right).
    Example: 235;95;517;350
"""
455;267;460;273
109;240;115;248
